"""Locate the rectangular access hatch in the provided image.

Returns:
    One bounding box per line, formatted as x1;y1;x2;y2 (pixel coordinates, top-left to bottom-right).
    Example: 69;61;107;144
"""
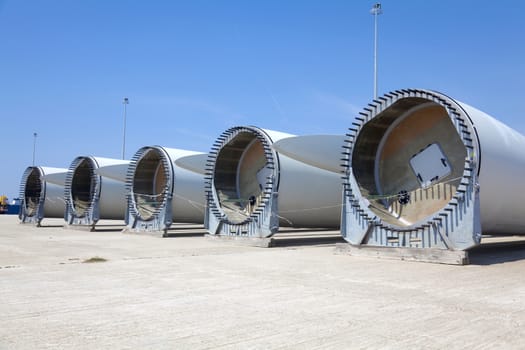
409;143;451;188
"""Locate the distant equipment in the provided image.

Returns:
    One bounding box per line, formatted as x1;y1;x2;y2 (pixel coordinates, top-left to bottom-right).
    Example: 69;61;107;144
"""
205;126;341;239
7;198;21;215
0;195;8;214
341;88;525;250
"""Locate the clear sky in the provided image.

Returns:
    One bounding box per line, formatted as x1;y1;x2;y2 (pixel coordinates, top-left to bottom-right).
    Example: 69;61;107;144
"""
1;0;524;200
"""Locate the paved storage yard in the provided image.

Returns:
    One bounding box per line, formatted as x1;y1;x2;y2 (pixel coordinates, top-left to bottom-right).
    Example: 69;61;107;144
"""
1;215;525;349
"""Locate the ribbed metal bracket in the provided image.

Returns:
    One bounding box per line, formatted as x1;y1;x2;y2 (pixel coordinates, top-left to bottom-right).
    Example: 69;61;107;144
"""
18;197;44;226
63;157;100;228
124;192;173;234
123;146;174;234
18;167;44;226
206;191;279;238
204;126;280;239
341;175;481;250
341;89;483;251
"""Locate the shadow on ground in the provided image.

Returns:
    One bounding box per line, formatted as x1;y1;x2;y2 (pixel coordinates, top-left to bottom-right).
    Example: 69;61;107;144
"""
93;225;127;232
469;239;525;265
271;229;344;247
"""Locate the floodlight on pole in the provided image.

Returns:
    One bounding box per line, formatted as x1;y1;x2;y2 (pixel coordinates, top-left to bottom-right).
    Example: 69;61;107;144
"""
370;2;383;99
32;132;37;166
122;97;129;159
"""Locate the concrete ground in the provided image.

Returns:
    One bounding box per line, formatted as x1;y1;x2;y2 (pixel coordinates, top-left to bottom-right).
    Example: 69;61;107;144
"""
1;215;525;349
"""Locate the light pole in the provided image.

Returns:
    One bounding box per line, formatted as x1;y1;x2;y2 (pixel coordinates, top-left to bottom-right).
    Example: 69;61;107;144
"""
122;97;129;159
371;2;383;100
32;132;37;166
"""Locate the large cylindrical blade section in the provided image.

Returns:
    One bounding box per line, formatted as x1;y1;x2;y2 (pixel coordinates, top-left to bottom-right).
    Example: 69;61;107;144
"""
65;156;129;226
213;131;271;224
126;146;205;232
70;158;95;218
19;166;67;224
206;126;342;238
131;148;169;221
460;104;525;234
352;101;466;227
23;167;42;218
343;89;482;250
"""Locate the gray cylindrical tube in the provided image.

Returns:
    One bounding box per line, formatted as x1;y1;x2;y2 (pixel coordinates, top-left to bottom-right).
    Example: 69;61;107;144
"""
206;126;341;238
125;146;206;232
19;166;67;225
342;88;525;250
64;156;129;227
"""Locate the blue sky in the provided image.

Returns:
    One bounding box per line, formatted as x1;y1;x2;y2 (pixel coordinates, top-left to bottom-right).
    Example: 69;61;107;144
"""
1;0;524;200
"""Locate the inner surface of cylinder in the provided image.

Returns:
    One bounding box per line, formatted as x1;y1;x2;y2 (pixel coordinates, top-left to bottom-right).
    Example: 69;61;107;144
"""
352;100;466;227
133;149;169;220
24;168;42;216
71;159;95;217
214;132;270;224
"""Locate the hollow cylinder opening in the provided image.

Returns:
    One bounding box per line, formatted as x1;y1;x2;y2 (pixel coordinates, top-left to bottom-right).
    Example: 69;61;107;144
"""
24;167;42;216
132;149;169;220
71;158;95;217
352;99;466;227
214;131;272;224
